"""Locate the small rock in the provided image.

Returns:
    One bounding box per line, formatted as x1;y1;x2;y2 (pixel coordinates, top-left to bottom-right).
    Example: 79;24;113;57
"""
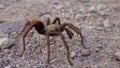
0;32;9;38
81;49;90;56
88;4;106;13
4;49;10;53
97;4;106;11
11;32;18;38
69;9;74;14
40;12;51;20
0;38;15;49
75;13;87;19
0;4;4;9
53;2;62;10
4;65;12;68
79;8;86;13
116;22;120;27
0;59;2;64
16;64;20;68
103;19;114;28
39;12;51;17
92;64;98;68
71;51;77;59
26;0;30;2
115;51;120;61
105;28;112;32
97;27;105;31
88;6;97;13
113;6;120;12
97;11;107;16
95;48;101;52
80;0;90;3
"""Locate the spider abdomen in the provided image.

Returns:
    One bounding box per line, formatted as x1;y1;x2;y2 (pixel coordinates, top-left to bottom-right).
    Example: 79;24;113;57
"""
34;24;45;34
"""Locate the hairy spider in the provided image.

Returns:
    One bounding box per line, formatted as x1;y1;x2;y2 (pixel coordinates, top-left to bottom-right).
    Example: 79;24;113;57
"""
20;17;87;65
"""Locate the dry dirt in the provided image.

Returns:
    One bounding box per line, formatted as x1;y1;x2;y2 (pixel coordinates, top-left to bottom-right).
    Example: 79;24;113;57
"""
0;0;120;68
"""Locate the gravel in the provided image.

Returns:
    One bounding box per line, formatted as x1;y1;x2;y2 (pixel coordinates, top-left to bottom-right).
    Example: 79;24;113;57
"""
0;0;120;68
0;38;15;49
4;65;12;68
71;51;77;59
103;18;114;28
115;51;120;61
81;49;90;56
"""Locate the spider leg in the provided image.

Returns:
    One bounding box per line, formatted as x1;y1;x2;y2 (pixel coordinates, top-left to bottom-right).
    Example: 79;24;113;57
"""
20;25;32;57
52;17;60;25
21;23;29;34
59;33;73;65
52;17;74;38
45;31;51;64
46;18;50;25
59;23;87;49
63;28;73;39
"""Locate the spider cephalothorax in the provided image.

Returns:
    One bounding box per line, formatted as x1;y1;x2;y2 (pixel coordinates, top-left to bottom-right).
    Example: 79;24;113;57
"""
20;17;87;65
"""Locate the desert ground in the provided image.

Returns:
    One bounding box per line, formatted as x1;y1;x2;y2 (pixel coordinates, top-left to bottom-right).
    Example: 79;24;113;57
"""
0;0;120;68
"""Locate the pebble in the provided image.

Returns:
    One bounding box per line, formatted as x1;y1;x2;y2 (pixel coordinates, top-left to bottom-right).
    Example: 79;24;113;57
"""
97;11;107;16
81;49;90;56
113;6;120;12
40;12;51;20
80;0;90;3
0;32;9;38
11;32;18;38
0;38;15;49
26;0;30;2
103;19;114;28
88;6;97;12
97;27;105;31
95;48;101;52
53;2;62;10
4;49;10;53
39;12;51;17
75;13;87;19
4;65;12;68
0;4;4;9
116;22;120;27
79;8;86;13
16;64;20;68
0;59;2;64
71;51;77;59
97;4;106;10
92;64;98;68
88;4;106;13
115;51;120;61
69;8;74;14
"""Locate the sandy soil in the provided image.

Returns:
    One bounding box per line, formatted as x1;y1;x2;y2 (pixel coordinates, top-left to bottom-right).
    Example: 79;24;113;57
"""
0;0;120;68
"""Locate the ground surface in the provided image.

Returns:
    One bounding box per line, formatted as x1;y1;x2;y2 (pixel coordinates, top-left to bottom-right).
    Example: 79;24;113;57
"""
0;0;120;68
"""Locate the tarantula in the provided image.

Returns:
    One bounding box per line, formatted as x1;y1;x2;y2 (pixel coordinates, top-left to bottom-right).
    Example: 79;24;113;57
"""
20;17;87;65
